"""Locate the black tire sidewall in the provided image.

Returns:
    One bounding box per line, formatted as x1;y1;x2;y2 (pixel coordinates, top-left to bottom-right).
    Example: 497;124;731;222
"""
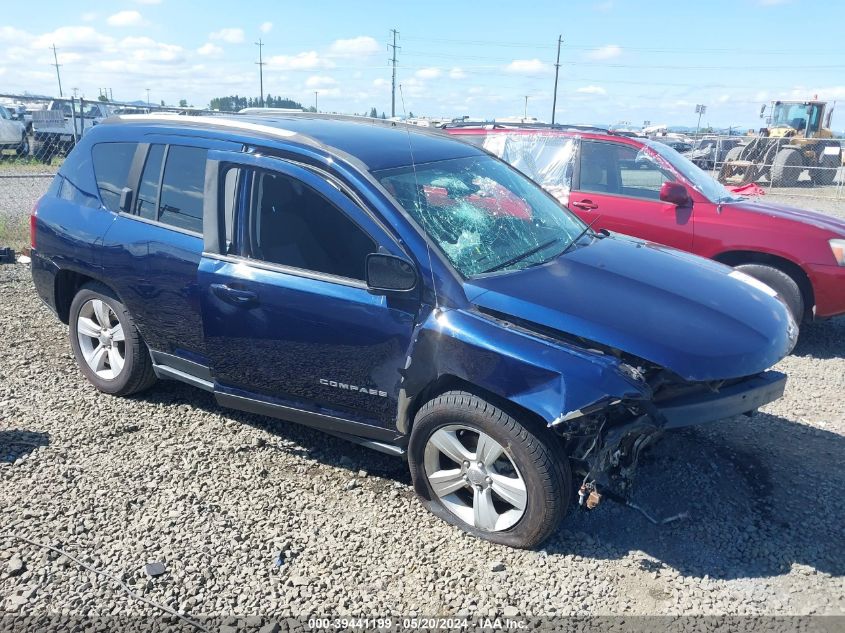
734;263;804;323
409;393;570;548
68;285;139;395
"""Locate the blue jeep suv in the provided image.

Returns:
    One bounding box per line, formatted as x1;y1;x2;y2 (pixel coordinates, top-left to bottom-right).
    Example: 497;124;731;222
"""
30;113;795;547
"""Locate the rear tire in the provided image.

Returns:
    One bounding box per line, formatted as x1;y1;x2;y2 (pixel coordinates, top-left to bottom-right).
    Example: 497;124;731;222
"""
68;282;157;396
810;153;839;186
734;263;804;323
770;148;802;187
408;390;571;548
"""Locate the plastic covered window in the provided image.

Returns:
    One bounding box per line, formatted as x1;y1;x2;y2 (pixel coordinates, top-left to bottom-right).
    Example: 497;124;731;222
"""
481;133;576;206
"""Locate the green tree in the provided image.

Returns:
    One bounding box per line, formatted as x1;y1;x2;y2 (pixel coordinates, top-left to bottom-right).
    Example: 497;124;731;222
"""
369;107;378;118
179;99;188;107
97;94;109;102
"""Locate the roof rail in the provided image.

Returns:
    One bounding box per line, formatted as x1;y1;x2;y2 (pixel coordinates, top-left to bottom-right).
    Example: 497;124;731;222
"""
443;121;612;134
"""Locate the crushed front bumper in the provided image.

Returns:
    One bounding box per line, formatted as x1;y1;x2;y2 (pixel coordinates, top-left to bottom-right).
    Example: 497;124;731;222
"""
564;371;787;494
658;370;786;429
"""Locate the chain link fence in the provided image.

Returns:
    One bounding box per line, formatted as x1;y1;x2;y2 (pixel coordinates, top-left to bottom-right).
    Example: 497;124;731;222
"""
0;164;56;252
664;134;845;202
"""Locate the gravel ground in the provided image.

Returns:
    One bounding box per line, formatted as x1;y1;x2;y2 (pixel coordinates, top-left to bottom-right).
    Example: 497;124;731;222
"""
1;265;844;622
0;170;844;625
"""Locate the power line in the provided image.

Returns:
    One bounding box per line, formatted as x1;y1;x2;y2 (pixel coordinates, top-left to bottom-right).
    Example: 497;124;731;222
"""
388;29;400;117
400;35;843;55
51;44;63;98
255;39;266;107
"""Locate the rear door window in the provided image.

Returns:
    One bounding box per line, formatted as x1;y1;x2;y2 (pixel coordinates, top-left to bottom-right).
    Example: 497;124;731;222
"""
92;142;138;211
158;146;207;233
135;144;165;220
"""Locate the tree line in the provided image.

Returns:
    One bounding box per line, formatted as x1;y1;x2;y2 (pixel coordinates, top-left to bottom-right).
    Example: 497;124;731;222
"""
209;95;305;111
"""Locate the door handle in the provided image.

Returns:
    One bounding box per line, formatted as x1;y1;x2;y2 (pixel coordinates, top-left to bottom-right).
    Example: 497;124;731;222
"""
210;283;258;306
571;200;598;211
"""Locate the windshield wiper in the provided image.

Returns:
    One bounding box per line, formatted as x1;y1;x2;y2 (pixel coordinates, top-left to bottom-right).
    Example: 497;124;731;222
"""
480;237;563;274
558;216;601;257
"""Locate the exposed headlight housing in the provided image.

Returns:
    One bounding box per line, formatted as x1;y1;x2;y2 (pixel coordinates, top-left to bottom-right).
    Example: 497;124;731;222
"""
830;239;845;266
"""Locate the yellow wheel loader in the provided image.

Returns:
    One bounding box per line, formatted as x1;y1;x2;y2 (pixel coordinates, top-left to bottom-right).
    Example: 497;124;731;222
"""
718;100;841;187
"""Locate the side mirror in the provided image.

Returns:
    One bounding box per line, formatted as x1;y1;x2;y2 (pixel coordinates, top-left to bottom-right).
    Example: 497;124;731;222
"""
118;187;134;213
366;253;417;293
659;181;691;207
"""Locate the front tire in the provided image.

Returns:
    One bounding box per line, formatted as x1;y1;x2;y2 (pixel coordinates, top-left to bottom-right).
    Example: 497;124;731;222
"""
408;391;571;548
68;282;156;396
16;135;29;157
770;148;802;187
734;263;804;324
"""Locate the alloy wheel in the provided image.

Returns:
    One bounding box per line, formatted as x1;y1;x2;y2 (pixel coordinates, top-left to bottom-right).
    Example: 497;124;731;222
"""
75;299;126;380
423;424;527;532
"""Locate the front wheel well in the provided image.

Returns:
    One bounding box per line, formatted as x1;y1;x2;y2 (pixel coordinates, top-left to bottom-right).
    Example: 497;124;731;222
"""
712;250;814;317
403;375;561;449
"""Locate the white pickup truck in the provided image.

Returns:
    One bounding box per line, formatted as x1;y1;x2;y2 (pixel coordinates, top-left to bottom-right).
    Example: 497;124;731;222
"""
31;100;114;161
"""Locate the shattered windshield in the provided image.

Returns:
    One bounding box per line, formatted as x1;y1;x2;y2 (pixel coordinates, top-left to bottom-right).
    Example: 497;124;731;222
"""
375;155;586;277
646;140;742;203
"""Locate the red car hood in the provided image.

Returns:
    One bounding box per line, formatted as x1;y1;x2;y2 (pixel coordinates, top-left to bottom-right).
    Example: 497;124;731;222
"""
725;199;845;236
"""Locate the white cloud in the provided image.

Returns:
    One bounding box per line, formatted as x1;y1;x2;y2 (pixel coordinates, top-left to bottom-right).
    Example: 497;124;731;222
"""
306;75;337;89
209;28;244;44
328;36;379;57
372;78;388;88
197;42;223;57
119;36;183;62
504;59;548;74
576;85;606;95
415;67;441;80
259;22;273;34
106;11;145;27
31;26;112;52
268;51;332;70
449;67;466;80
586;44;622;60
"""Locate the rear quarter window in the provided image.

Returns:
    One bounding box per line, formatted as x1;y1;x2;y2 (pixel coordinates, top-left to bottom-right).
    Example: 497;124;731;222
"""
92;142;138;211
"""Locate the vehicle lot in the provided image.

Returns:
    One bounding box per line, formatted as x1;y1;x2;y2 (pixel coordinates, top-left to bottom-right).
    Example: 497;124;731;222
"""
0;175;843;619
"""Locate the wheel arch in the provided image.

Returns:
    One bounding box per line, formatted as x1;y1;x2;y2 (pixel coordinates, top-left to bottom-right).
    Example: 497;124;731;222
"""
54;269;123;324
712;249;814;317
401;374;558;448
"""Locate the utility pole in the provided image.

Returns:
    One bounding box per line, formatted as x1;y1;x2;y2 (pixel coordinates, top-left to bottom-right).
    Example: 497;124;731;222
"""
524;95;529;120
388;29;399;117
314;91;319;112
695;104;707;136
255;39;266;107
146;88;151;106
551;35;562;126
51;44;63;97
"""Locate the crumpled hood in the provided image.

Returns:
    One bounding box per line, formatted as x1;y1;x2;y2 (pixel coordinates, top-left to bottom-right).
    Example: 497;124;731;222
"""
724;199;845;236
465;235;796;381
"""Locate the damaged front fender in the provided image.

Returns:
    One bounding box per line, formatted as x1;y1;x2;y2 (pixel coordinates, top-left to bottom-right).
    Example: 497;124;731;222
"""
396;306;651;434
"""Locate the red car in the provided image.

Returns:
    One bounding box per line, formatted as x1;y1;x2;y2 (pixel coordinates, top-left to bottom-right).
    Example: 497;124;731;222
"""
447;126;845;322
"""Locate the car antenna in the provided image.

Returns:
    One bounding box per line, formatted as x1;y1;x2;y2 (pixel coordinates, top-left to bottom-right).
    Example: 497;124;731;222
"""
398;84;442;317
